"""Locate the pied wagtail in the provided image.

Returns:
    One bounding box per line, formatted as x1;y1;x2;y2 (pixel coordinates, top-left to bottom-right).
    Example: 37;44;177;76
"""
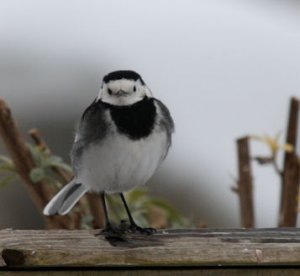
43;70;174;235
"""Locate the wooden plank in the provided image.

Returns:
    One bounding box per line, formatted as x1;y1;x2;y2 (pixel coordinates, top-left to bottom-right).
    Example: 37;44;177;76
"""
1;228;300;268
236;137;255;228
1;268;300;276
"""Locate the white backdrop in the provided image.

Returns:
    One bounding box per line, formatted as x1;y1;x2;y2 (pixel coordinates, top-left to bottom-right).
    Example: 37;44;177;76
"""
1;0;300;228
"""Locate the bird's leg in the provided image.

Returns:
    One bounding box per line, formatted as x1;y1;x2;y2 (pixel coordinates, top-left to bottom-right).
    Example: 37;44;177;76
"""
98;192;125;240
120;193;156;235
100;192;113;232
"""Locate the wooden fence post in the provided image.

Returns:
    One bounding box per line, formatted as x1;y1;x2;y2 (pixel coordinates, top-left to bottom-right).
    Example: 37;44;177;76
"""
236;136;255;228
279;97;300;227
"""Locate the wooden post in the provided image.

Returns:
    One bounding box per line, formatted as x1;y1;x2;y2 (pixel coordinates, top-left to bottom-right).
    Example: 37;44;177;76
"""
279;97;300;227
237;136;255;228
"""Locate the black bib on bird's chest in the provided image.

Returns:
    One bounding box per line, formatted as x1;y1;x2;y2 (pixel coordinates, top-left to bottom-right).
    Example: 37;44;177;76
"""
105;97;156;140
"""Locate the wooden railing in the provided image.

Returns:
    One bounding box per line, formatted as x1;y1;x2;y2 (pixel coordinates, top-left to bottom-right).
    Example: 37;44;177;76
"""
1;228;300;274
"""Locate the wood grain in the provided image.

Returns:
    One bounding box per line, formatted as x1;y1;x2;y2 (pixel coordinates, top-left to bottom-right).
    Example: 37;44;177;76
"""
236;137;255;228
1;269;300;276
280;97;300;227
1;228;300;268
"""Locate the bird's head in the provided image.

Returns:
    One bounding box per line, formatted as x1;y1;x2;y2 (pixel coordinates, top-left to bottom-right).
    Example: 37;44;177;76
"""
97;70;152;106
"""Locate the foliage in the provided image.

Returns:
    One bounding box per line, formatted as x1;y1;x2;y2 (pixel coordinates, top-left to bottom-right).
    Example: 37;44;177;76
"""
27;144;72;185
106;187;192;229
251;132;293;176
0;155;17;187
0;144;191;229
251;133;293;156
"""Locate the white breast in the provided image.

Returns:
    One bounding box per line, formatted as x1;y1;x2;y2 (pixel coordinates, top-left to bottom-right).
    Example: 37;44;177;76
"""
77;128;168;193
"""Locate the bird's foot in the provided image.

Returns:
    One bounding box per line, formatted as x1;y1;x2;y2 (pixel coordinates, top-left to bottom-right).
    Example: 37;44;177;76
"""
97;223;127;242
131;225;157;235
119;220;156;235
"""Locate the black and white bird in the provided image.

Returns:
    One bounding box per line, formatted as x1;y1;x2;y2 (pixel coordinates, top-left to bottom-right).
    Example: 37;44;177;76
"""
43;70;174;234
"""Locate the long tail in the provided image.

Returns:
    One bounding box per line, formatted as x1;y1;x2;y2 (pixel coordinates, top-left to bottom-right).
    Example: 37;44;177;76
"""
43;180;88;216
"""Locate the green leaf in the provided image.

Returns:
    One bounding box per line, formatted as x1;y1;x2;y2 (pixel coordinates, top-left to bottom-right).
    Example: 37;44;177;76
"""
27;144;44;166
45;155;73;172
81;215;93;230
0;155;16;174
51;162;73;172
126;187;149;202
30;167;46;183
0;175;16;187
0;162;16;172
45;155;63;165
0;155;13;164
144;198;184;223
132;213;148;227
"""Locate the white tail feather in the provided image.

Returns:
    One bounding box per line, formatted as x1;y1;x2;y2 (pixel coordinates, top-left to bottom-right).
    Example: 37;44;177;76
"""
43;180;88;216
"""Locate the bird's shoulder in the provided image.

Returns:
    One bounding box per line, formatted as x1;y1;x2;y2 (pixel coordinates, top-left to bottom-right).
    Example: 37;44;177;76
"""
77;99;109;143
81;98;104;121
71;99;108;171
153;98;175;135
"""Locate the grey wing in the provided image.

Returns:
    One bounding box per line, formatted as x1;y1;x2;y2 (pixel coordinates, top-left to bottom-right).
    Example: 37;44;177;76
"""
70;100;108;176
154;98;175;158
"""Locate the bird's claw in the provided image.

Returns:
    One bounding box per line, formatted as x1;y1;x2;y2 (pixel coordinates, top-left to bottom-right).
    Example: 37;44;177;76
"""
119;219;156;235
96;220;156;244
131;225;157;235
98;224;127;242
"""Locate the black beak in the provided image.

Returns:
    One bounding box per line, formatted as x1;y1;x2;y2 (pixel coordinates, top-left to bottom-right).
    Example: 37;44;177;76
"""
116;90;129;96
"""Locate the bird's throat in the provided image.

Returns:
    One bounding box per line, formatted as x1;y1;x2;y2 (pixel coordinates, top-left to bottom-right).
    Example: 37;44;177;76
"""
104;97;156;140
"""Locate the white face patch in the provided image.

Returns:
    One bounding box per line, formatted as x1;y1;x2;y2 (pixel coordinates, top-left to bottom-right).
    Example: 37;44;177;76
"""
97;79;153;106
108;79;133;93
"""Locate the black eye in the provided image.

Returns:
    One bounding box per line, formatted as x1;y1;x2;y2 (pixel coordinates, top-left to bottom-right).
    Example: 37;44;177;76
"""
108;88;112;95
133;86;136;92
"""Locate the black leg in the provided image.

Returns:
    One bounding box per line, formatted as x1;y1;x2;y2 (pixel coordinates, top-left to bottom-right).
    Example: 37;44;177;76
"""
120;193;156;235
100;192;112;229
120;193;136;226
98;192;126;241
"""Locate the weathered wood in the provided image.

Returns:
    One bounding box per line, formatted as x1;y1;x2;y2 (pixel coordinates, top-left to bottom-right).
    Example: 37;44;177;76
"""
1;269;300;276
280;155;300;227
236;137;255;228
280;97;300;227
1;228;300;269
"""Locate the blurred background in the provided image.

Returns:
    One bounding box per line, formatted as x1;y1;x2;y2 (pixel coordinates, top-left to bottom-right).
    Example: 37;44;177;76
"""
0;0;300;229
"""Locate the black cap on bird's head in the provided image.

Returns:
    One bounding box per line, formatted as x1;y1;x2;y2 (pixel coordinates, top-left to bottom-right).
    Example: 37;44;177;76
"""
103;70;145;85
